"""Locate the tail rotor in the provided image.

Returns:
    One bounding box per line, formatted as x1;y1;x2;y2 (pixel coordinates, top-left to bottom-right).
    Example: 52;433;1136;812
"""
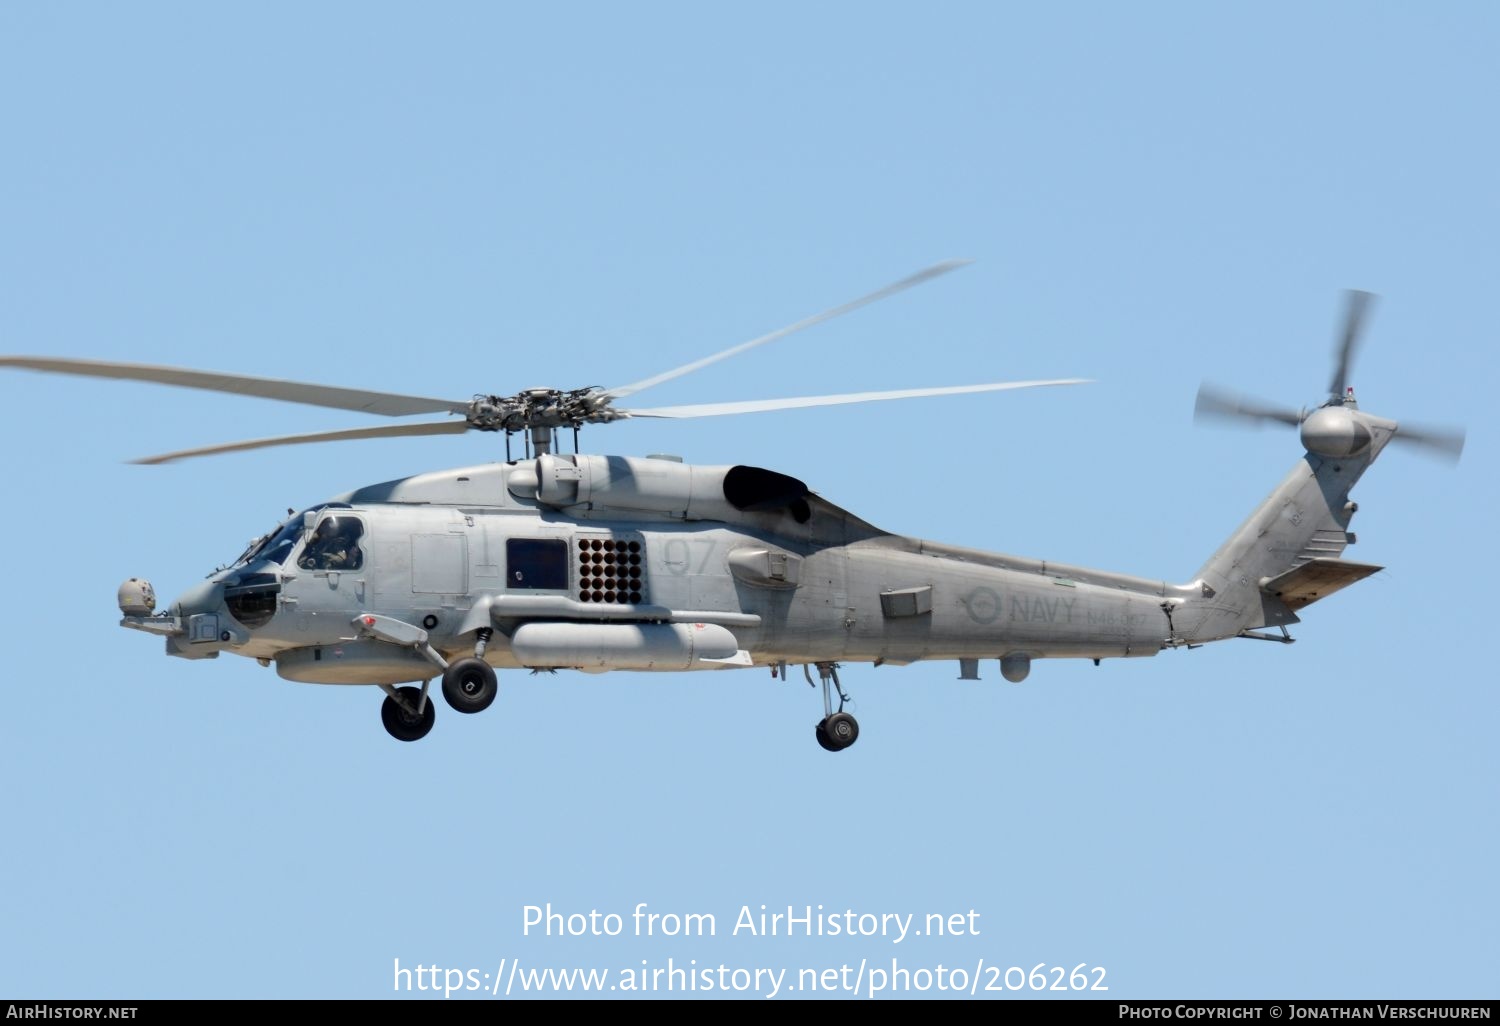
1193;290;1464;463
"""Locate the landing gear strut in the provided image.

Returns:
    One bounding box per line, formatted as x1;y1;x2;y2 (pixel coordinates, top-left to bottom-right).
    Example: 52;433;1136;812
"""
806;662;859;752
443;627;499;714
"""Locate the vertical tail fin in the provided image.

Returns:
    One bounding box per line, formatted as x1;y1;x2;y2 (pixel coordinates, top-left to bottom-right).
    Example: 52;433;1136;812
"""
1172;419;1395;643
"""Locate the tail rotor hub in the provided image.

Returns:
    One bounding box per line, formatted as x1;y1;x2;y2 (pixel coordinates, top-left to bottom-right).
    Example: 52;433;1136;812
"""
1300;405;1372;458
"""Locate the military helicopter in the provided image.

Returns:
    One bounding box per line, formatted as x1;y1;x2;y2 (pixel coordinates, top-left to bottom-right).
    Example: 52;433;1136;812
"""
0;265;1464;749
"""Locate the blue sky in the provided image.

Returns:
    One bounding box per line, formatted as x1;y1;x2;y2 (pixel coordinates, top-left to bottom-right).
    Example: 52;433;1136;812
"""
1;2;1494;1001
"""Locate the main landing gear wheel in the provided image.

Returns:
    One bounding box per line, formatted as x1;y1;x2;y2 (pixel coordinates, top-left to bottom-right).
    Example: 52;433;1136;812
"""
442;657;498;714
818;711;859;751
381;686;435;742
806;662;859;752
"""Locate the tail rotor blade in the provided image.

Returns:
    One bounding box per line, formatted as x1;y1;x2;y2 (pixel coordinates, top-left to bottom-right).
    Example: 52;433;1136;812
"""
1392;421;1466;463
1194;384;1304;428
1328;290;1375;400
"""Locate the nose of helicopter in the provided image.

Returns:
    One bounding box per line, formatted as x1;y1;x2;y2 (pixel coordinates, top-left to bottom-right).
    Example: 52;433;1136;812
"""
118;575;238;653
170;579;225;620
163;579;237;652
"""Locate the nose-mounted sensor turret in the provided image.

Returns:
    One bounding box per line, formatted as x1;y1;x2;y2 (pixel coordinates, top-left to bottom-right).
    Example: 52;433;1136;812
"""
117;578;156;617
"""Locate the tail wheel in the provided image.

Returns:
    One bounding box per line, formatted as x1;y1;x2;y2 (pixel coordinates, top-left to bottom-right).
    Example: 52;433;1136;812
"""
815;721;839;752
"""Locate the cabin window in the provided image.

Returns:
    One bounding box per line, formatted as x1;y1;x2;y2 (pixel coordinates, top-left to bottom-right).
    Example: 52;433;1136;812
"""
506;539;568;590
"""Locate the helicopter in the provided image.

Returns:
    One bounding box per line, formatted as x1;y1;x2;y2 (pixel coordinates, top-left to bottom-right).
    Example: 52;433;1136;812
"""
0;264;1465;749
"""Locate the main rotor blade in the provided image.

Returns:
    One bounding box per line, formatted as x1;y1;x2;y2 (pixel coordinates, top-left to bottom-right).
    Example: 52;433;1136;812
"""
0;356;469;417
1328;290;1375;400
605;259;973;400
1194;384;1304;427
131;419;471;465
1393;421;1466;463
621;378;1089;419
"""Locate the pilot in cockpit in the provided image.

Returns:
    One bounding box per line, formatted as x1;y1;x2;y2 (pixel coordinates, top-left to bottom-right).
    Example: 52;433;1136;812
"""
298;517;362;570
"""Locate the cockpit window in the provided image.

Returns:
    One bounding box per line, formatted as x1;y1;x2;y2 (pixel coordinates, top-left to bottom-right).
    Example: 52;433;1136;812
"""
246;518;304;566
238;503;351;567
298;515;365;571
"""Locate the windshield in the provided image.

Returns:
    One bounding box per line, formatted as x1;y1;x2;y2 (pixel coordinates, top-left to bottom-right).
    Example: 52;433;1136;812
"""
237;504;351;566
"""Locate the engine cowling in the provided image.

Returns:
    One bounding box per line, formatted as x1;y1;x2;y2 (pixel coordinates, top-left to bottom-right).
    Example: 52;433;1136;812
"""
510;454;810;522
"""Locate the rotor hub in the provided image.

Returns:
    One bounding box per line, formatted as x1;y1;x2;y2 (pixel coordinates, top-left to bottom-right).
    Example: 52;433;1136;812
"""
464;387;617;433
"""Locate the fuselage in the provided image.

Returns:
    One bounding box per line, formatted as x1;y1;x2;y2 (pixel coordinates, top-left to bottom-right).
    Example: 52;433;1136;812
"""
131;455;1192;685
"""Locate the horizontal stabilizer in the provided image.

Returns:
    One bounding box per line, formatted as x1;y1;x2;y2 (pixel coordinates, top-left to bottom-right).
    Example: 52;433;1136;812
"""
1260;558;1383;611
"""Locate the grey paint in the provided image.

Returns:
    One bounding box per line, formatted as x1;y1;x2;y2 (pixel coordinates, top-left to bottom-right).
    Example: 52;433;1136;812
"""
132;421;1396;689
